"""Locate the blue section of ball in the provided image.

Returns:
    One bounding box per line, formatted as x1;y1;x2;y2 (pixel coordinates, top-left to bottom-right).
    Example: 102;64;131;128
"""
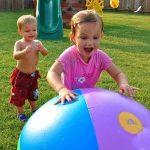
18;89;99;150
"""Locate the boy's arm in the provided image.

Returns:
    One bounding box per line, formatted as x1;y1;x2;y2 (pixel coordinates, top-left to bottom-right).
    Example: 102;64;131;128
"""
13;41;28;60
36;41;48;56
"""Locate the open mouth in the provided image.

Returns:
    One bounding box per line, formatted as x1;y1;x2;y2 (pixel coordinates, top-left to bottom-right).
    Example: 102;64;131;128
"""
29;35;35;38
84;47;94;53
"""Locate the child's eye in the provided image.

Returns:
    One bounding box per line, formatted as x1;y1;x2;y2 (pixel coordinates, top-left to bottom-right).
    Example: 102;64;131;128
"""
94;36;99;39
80;36;87;40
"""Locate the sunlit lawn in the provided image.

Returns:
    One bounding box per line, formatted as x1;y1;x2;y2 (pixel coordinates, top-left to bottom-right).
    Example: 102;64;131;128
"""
0;9;149;149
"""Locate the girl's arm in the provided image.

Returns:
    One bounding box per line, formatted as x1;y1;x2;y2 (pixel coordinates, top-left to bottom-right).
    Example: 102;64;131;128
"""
106;63;138;97
47;61;76;104
47;61;65;92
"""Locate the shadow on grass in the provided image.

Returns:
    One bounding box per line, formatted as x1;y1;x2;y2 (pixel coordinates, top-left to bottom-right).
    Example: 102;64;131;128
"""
103;24;150;54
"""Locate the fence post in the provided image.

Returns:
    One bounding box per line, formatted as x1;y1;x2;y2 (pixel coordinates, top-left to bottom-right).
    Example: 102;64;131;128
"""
6;0;12;10
22;0;24;10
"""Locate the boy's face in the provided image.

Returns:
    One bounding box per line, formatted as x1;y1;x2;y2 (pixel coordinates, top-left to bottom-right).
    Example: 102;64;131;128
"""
72;22;102;62
19;23;37;42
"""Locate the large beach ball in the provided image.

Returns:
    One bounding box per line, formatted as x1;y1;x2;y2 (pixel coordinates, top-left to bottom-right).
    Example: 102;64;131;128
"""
17;88;150;150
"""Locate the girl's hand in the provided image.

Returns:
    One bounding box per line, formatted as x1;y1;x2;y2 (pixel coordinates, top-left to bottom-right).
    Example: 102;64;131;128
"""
119;84;139;97
54;88;76;105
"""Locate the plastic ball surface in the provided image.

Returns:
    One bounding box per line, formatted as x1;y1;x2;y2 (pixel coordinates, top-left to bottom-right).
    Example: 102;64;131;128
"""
17;88;150;150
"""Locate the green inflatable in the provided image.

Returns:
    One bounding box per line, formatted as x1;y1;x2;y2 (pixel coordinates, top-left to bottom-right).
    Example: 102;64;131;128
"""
37;0;63;39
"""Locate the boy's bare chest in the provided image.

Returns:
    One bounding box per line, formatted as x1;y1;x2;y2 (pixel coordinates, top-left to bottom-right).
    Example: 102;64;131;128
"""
25;52;38;61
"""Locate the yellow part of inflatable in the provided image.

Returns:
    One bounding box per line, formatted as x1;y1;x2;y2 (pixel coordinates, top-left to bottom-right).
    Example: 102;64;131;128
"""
118;112;143;134
86;0;104;16
110;0;119;8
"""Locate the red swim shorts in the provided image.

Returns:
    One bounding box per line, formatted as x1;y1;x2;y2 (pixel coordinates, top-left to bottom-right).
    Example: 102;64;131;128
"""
9;68;41;107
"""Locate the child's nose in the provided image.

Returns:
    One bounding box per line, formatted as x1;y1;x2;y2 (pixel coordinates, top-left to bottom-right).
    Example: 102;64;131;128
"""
87;40;93;46
30;31;35;35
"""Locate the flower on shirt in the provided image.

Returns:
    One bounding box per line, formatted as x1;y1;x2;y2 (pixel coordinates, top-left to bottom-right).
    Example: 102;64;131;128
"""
78;77;86;83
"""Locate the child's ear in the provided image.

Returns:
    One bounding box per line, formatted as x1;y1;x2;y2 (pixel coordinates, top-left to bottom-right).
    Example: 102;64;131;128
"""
100;31;104;38
18;29;22;35
71;38;76;45
69;33;75;44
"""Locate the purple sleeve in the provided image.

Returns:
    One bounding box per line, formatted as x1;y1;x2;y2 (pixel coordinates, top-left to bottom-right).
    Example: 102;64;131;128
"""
57;47;72;70
98;50;112;70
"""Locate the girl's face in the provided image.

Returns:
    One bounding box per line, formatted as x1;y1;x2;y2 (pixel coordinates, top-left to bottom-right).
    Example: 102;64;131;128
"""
73;22;101;62
19;23;37;42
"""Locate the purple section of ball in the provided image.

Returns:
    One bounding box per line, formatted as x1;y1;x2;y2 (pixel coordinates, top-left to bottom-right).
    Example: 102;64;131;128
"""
133;128;150;149
82;88;150;150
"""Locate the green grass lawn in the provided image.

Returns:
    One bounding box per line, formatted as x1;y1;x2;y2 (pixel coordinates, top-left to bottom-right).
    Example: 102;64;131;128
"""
0;9;149;149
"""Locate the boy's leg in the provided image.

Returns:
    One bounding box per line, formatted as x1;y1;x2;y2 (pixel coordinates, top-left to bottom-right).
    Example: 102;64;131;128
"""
10;88;27;122
17;106;27;122
28;100;36;113
28;87;39;113
17;106;24;114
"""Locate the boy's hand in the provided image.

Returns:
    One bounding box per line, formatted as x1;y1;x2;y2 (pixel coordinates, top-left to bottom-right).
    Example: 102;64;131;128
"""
119;84;139;97
54;88;77;105
34;41;48;56
25;45;32;53
36;42;45;52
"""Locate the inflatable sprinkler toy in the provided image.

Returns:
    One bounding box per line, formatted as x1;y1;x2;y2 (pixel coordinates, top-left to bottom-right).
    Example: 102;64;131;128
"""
86;0;104;16
17;88;150;150
86;0;119;16
110;0;119;8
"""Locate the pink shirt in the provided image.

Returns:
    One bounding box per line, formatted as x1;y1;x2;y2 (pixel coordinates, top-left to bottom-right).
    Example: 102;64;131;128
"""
58;45;112;90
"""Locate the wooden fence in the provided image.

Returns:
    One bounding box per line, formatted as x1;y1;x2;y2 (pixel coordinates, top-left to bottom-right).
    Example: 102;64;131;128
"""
104;0;150;12
0;0;33;11
0;0;149;13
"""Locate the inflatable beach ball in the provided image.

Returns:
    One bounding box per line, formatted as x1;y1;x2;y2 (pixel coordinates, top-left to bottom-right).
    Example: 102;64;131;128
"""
17;88;150;150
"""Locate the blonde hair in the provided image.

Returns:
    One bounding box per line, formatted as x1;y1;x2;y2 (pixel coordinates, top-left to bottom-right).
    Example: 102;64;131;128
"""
70;10;104;41
17;15;37;31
